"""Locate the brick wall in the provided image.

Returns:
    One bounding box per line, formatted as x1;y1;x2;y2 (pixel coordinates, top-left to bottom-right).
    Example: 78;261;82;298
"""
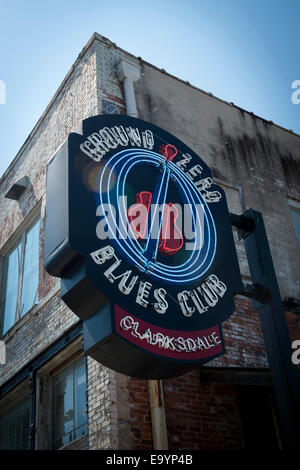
163;373;243;450
127;373;244;451
128;377;153;450
87;358;118;450
95;37;126;113
286;311;300;344
211;296;269;369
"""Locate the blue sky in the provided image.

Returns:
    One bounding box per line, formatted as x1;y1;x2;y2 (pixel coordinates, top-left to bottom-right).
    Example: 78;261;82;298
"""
0;0;299;178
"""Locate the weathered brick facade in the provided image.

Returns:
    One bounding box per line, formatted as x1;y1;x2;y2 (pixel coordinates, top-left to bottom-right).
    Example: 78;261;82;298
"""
0;33;299;450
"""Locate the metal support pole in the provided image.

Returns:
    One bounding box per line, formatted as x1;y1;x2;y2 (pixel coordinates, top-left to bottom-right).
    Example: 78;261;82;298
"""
148;380;168;450
232;209;300;448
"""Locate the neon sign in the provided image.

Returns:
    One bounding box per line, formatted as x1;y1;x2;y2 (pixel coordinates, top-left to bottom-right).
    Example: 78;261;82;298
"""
45;115;243;378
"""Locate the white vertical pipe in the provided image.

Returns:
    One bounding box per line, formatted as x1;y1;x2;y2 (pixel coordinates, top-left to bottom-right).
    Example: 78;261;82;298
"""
123;77;138;118
148;379;169;450
116;59;141;118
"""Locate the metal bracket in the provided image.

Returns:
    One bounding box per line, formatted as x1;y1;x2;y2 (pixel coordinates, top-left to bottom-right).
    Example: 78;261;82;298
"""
230;212;255;240
283;297;300;315
241;283;271;305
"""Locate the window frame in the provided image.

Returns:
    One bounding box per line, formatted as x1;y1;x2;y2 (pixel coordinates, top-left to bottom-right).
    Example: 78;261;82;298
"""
0;204;41;336
35;337;87;450
50;353;88;450
288;198;300;245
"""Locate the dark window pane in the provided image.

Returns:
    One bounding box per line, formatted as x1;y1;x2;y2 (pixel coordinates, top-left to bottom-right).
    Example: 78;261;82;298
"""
2;243;21;334
237;386;280;449
1;217;40;333
74;360;87;439
53;357;87;449
20;219;40;317
0;396;30;450
290;206;300;244
53;364;74;448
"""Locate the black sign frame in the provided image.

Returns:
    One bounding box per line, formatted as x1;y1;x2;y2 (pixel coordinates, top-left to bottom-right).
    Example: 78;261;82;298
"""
45;115;243;378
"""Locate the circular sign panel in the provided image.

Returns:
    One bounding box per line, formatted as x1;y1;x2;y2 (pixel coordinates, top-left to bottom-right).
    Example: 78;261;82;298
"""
45;114;243;378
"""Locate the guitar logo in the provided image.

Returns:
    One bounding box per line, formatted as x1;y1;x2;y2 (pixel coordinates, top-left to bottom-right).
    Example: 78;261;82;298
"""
128;144;184;257
98;141;217;285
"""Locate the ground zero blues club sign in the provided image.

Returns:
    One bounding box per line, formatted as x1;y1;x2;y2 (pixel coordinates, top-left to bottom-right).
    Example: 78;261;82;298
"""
45;115;243;378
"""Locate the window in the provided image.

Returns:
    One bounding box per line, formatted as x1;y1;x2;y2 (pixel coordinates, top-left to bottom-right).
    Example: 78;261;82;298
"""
35;338;88;450
290;204;300;244
0;396;30;450
52;356;88;449
0;217;40;335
